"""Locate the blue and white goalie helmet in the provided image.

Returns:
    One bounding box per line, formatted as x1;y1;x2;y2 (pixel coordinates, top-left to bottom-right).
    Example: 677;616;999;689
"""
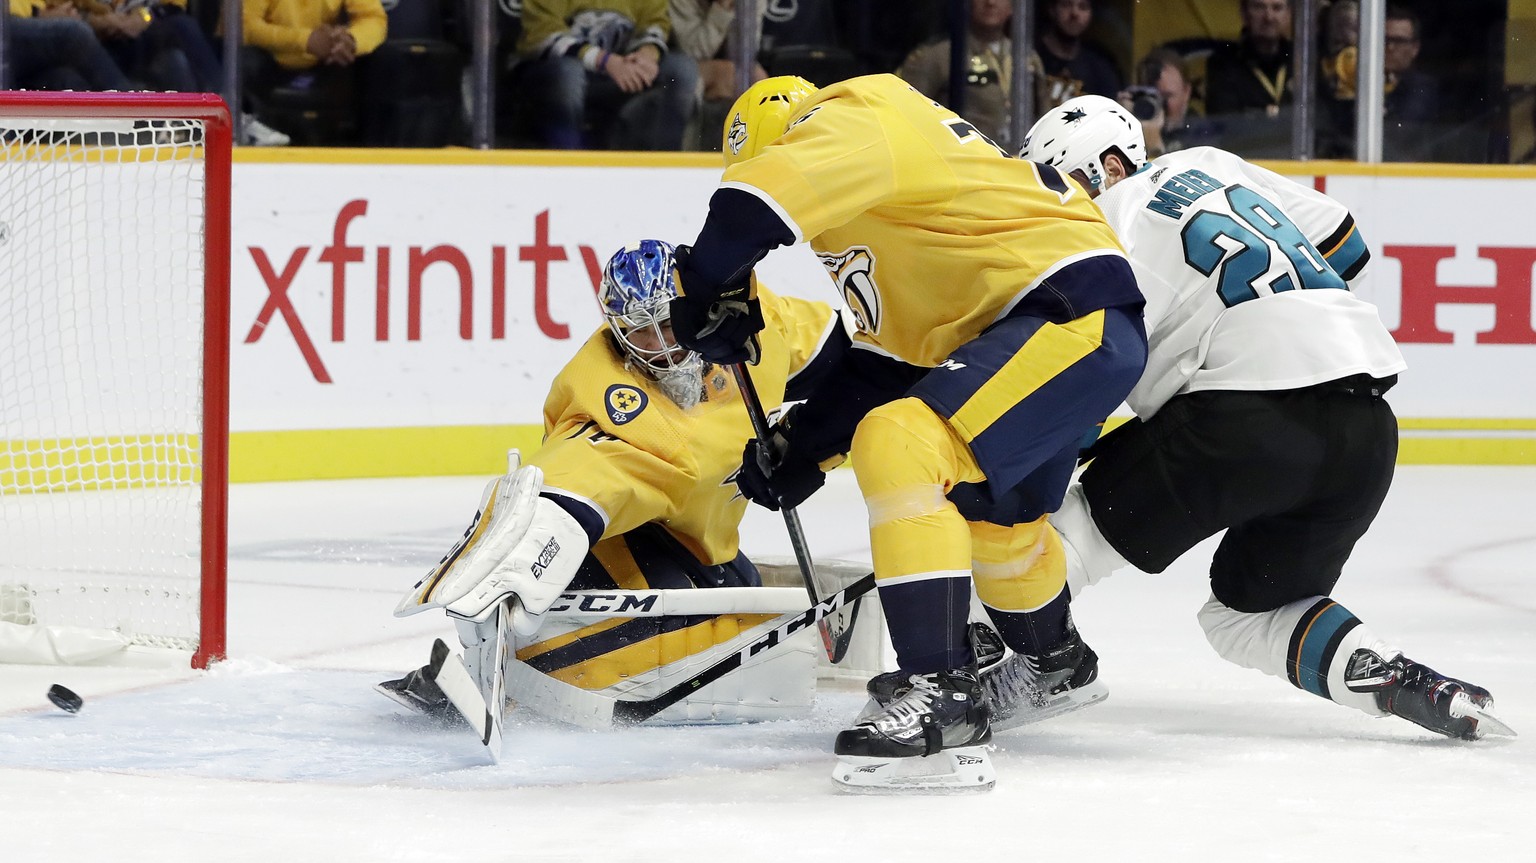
1019;95;1147;192
597;240;706;406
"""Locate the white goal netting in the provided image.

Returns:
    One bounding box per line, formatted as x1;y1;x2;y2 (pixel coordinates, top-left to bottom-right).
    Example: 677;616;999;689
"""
1;106;226;666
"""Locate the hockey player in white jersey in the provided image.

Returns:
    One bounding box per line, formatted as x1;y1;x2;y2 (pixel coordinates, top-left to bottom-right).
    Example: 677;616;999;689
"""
1018;95;1512;740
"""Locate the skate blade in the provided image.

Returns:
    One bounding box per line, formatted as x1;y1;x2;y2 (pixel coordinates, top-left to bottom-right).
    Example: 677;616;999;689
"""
1451;694;1517;738
832;745;996;794
992;679;1109;733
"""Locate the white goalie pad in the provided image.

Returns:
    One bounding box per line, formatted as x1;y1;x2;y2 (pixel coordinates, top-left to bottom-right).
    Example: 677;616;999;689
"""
507;585;819;724
395;451;589;632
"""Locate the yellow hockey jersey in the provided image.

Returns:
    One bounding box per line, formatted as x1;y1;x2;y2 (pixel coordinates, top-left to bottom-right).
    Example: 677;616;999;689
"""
723;74;1130;367
531;286;838;566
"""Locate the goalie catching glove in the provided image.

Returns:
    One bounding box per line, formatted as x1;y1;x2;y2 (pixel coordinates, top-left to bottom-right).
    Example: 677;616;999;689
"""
395;451;588;636
668;244;763;365
736;405;830;511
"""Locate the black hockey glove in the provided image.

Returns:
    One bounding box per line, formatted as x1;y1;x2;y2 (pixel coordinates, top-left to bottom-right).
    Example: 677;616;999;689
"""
669;245;763;365
737;406;827;512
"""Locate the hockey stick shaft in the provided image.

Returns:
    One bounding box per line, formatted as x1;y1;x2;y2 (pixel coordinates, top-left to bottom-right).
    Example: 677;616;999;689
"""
730;363;866;663
730;363;819;606
504;573;877;730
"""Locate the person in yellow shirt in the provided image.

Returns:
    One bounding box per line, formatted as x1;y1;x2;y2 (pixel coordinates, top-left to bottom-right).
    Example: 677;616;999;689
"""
6;0;130;91
671;75;1148;789
241;0;388;144
381;240;849;725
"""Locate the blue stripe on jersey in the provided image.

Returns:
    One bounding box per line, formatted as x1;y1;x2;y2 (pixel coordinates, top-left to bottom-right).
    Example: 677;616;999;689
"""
1320;215;1371;282
1288;601;1362;699
878;574;973;673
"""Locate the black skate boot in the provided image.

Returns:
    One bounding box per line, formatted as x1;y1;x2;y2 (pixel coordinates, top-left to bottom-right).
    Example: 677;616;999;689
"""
1345;649;1514;740
377;663;465;726
837;665;992;758
865;623;1106;733
864;622;1006;709
984;627;1108;732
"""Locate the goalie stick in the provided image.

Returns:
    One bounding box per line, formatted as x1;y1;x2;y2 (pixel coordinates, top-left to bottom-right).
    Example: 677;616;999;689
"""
731;363;863;664
499;572;876;730
431;600;510;762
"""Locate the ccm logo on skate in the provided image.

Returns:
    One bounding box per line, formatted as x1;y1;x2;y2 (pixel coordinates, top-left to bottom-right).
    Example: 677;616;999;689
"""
956;755;984;765
547;593;660;614
530;539;561;579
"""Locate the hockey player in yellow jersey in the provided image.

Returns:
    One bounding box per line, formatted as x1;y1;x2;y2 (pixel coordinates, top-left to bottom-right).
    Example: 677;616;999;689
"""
384;240;849;725
672;75;1149;790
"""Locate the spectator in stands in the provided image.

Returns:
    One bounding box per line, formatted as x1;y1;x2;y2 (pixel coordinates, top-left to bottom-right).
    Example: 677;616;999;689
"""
513;0;699;150
66;1;214;93
1123;47;1220;157
1381;5;1437;134
6;0;130;91
897;0;1018;148
1205;0;1292;119
669;0;765;150
1324;0;1358;57
1317;2;1440;160
240;0;388;145
1035;0;1121;108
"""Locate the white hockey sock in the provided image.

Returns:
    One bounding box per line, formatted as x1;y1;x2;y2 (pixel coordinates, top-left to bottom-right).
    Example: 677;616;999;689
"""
1198;594;1400;716
1052;483;1130;598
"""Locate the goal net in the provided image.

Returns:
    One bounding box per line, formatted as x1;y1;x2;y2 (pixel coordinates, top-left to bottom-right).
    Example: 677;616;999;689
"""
0;94;231;668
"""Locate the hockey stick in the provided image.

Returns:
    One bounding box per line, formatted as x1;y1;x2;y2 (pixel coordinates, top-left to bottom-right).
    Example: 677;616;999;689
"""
731;363;863;664
503;573;876;730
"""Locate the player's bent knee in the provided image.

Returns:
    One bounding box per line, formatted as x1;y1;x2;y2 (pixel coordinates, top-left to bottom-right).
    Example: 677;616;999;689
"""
970;517;1067;612
850;398;979;495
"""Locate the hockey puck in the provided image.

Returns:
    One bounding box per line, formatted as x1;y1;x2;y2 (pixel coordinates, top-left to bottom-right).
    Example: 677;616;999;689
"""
47;684;83;714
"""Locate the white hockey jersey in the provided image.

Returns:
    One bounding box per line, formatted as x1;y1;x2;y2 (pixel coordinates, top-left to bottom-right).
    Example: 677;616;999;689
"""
1093;147;1406;417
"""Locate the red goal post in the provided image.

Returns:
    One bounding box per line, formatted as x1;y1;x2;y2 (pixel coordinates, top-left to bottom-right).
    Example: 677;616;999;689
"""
0;92;231;669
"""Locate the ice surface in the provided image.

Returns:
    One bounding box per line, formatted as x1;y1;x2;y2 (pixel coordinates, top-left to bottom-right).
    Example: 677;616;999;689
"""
2;467;1532;862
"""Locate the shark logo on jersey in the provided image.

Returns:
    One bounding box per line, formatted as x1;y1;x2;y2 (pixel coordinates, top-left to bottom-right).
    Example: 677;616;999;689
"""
605;384;648;424
818;247;882;335
727;113;748;156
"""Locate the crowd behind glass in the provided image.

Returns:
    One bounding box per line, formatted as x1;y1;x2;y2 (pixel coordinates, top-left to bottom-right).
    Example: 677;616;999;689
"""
0;0;1525;163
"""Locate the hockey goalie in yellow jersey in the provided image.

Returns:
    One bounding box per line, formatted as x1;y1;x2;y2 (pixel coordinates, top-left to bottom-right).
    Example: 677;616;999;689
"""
671;75;1149;790
384;239;851;727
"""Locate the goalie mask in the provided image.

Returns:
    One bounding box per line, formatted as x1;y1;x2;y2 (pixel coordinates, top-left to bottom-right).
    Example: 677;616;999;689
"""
597;240;706;409
1019;94;1147;194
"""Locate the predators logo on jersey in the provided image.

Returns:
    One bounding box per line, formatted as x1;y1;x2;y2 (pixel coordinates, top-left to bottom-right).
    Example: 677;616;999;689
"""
604;384;648;424
819;247;881;335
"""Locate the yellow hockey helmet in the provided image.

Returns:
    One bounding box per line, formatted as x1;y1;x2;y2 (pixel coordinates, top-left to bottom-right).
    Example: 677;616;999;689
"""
722;76;818;166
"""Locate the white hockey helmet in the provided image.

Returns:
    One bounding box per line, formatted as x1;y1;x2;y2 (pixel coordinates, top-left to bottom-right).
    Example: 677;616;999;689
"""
1019;95;1147;192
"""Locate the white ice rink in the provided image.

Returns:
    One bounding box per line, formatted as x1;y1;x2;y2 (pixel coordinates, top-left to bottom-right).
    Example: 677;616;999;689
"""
2;465;1532;862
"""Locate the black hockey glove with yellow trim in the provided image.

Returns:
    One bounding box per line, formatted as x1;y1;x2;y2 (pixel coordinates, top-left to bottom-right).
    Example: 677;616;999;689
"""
737;405;832;511
669;244;763;365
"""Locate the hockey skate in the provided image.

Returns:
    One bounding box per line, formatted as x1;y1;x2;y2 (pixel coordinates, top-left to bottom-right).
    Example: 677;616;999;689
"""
833;666;995;793
864;623;1107;733
1345;649;1515;740
377;663;466;726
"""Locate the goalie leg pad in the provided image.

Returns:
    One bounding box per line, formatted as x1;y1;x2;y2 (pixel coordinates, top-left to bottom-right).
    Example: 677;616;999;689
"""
832;746;996;794
508;591;819;724
395;456;590;628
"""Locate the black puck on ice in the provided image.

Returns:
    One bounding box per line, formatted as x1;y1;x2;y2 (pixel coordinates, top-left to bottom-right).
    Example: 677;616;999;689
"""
47;684;83;714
